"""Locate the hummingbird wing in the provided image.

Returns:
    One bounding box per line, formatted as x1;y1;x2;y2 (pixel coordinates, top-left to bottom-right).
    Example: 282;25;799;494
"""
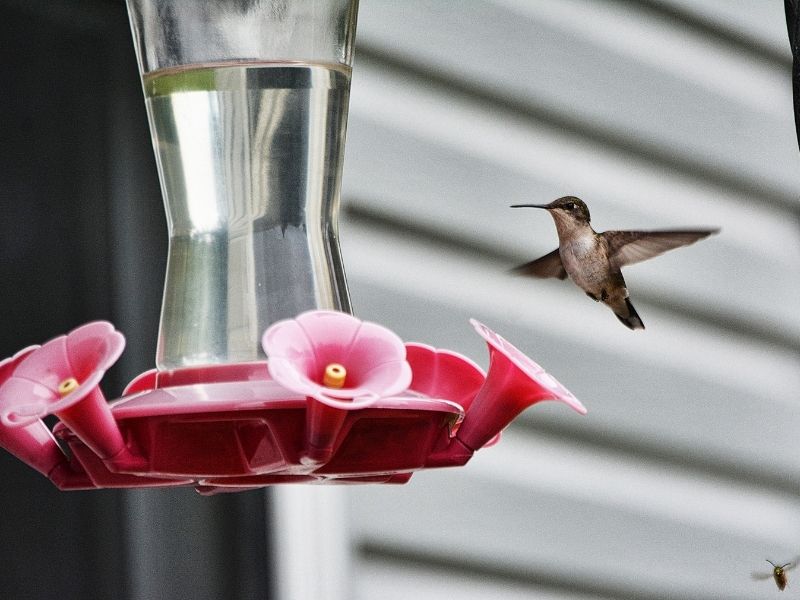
511;249;568;280
603;229;719;269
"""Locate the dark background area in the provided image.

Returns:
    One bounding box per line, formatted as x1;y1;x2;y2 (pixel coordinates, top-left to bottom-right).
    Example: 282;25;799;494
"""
0;1;271;597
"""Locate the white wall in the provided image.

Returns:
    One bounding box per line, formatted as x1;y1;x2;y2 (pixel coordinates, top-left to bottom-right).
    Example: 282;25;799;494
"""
335;1;800;598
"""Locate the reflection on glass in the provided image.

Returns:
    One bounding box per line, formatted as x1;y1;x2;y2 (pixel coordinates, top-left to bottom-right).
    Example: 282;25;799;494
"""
146;62;352;368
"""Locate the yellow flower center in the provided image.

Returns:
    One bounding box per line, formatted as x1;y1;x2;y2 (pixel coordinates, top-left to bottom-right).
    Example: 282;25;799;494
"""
323;363;347;389
57;377;79;396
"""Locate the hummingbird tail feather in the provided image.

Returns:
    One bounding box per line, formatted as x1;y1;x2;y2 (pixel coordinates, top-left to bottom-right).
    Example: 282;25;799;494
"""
615;298;645;330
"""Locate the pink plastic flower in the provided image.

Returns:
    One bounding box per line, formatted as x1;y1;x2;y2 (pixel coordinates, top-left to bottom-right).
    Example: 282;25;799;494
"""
470;319;586;415
0;346;39;384
405;342;485;410
0;322;125;427
262;310;412;409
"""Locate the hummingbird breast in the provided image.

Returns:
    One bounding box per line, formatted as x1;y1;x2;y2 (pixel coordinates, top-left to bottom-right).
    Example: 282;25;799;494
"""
559;234;616;296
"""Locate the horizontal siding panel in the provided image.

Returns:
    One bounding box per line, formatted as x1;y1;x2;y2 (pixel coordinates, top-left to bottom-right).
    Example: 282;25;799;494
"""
651;0;791;56
467;431;799;543
355;558;618;600
342;3;800;600
347;460;798;600
355;0;799;204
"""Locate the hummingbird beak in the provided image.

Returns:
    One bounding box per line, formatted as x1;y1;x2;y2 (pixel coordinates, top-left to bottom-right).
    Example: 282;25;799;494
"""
510;204;551;210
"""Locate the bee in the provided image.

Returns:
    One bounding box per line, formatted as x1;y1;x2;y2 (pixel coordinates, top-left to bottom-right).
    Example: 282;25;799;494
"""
752;559;796;591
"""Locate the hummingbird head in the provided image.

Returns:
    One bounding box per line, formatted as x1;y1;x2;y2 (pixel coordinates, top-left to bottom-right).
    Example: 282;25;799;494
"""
546;196;591;223
510;196;591;227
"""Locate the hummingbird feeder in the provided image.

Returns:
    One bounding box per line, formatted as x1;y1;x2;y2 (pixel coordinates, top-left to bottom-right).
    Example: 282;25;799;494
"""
0;0;586;494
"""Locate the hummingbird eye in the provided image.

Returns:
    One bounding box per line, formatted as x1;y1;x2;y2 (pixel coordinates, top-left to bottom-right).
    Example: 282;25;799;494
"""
564;202;575;211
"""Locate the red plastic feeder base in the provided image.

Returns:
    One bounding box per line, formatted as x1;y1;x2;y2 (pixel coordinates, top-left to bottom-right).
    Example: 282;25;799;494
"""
0;314;586;494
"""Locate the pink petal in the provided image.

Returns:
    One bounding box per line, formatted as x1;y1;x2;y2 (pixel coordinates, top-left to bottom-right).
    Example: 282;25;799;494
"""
66;321;124;380
14;336;71;392
267;357;320;398
309;389;380;410
0;377;56;427
0;346;39;384
294;310;364;367
405;343;437;393
262;316;318;374
405;343;485;410
346;360;412;399
340;320;407;384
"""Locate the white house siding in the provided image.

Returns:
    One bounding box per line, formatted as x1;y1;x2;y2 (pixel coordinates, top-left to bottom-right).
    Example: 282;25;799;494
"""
333;1;800;598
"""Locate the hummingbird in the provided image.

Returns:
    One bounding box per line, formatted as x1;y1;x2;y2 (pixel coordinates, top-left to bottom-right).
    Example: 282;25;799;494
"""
510;196;719;330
